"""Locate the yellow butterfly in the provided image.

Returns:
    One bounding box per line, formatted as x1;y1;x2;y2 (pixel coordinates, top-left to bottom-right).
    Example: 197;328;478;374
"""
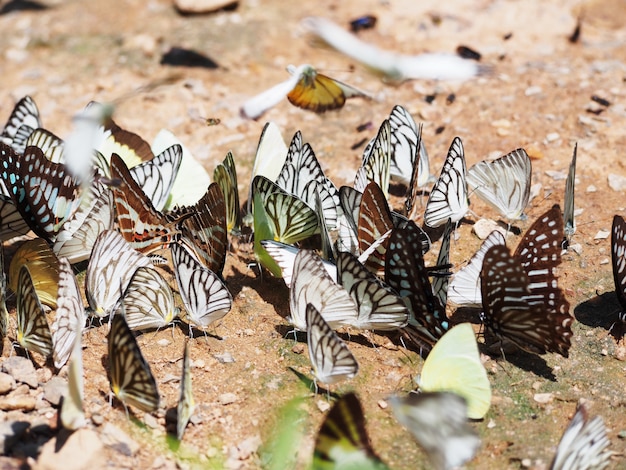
418;323;491;420
286;64;369;114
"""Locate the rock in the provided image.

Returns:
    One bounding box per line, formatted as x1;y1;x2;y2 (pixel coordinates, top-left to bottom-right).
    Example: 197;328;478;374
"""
236;435;261;460
35;368;52;384
472;219;506;240
533;393;553;404
35;428;105;470
0;420;29;454
143;413;159;429
608;173;626;191
100;423;139;457
594;230;610;240
0;373;15;394
43;377;67;407
174;0;238;15
524;86;542;96
0;395;36;411
214;352;235;364
2;357;38;388
218;393;237;405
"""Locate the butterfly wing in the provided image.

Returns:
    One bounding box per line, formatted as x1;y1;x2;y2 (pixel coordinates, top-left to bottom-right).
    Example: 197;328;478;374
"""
466;148;532;221
563;144;577;246
51;258;85;369
123;266;179;331
177;340;195;440
1;96;41;154
16;265;53;358
424;137;468;228
337;251;409;331
108;312;160;412
550;404;612;470
306;303;358;385
60;331;86;430
171;243;232;331
419;323;491;420
354;120;391;198
611;214;626;315
287;65;348;113
213;151;242;234
85;230;152;317
389;392;481;470
313;392;387;470
358;182;394;275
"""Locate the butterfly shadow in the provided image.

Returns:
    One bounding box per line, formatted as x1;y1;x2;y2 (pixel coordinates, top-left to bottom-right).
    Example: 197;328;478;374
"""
0;0;48;14
287;366;341;400
574;291;623;341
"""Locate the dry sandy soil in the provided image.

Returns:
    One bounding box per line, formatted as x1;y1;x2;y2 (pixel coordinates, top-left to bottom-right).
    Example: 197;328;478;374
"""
1;0;626;468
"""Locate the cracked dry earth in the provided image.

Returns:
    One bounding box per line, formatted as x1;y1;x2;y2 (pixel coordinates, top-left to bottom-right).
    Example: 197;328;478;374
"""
1;0;626;469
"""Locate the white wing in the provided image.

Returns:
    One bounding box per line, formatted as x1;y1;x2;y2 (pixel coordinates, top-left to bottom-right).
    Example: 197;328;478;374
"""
60;331;85;430
466;148;532;221
51;258;85;369
240;72;301;120
1;96;41;154
389;105;433;186
130;144;182;211
171;243;232;331
424;137;469;228
306;303;358;385
85;230;152;317
123;266;179;331
289;249;357;331
389;392;481;470
550;404;611;470
354;120;391;197
447;230;506;307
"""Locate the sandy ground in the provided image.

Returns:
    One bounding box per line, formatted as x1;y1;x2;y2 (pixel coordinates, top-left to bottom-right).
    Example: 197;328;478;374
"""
0;0;626;468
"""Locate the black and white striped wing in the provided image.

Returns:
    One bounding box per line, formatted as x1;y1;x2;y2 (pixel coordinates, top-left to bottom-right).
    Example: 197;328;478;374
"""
611;214;626;319
563;144;577;246
337;251;409;331
123;266;179;331
448;230;506;307
306;303;358;385
1;96;41;154
108;312;160;412
51;258;85;369
177;340;195;440
550;404;612;470
424;137;468;228
16;265;53;358
467;148;531;222
354;119;391;197
130;144;182;212
389;104;432;187
289;249;357;331
171;243;232;331
85;230;152;318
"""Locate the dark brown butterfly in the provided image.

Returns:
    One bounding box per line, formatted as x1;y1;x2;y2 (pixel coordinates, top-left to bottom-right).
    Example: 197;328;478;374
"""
480;205;573;357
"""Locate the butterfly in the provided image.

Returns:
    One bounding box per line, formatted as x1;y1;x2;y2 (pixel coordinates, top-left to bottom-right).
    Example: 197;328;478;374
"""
0;194;31;242
466;148;532;223
550;403;612;470
19;145;86;242
306;303;359;387
52;179;115;264
175;183;228;276
85;230;152;318
289;248;357;331
480;206;573;357
25;128;64;163
171;242;232;332
611;214;626;333
389;392;481;470
313;392;388;470
60;330;86;430
447;230;506;308
213;151;242;235
336;251;409;331
177;340;195;440
152;129;212;210
259;240;334;288
302;17;489;81
385;220;450;352
122;266;179;331
1;95;41;154
51;258;85;369
276;131;341;231
424;137;469;228
110;153;185;253
563;144;577;247
96;112;154;168
9;238;60;309
388;104;433;187
129;144;183;212
252;175;319;277
354;120;391;198
15;264;53;358
417;323;491;419
108;312;160;412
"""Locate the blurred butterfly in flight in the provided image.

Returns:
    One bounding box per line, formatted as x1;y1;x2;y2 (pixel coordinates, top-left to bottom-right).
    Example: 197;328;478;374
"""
241;64;370;120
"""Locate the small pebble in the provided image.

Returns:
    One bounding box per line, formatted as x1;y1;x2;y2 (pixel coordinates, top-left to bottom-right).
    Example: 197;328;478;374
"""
586;185;597;193
608;174;626;191
218;393;238;405
533;393;553;404
291;344;305;354
0;395;36;411
143;413;159;429
524;86;542;96
545;132;560;143
0;373;15;395
43;377;67;407
377;400;388;409
91;414;104;426
316;400;330;413
214;352;235;364
594;230;610;240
